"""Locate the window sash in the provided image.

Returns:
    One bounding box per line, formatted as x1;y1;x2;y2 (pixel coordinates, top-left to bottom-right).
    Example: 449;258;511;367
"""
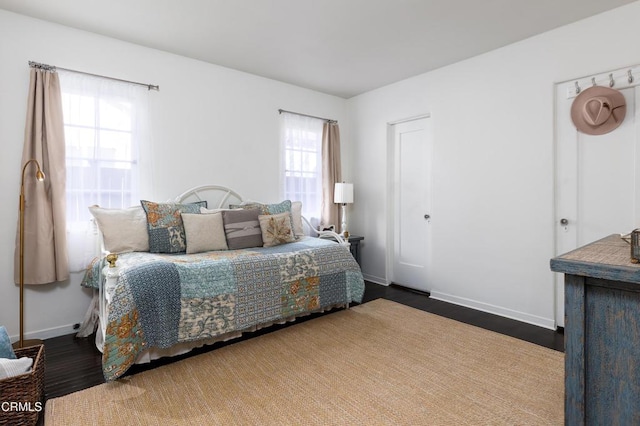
61;83;141;224
281;114;323;220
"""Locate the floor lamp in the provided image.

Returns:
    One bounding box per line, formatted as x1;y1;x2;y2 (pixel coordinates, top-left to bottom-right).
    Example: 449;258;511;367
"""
334;182;354;238
13;159;45;349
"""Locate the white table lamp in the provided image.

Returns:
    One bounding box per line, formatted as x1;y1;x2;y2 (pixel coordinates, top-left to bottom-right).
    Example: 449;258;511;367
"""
334;182;354;237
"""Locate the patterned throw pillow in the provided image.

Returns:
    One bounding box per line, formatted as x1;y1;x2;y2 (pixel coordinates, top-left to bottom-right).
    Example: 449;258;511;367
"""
259;212;297;247
228;202;262;211
0;326;16;359
264;200;292;215
267;201;298;239
140;200;206;253
229;200;292;215
221;209;263;249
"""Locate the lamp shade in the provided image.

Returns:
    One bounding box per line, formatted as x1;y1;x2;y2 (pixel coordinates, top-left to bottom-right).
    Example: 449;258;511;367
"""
334;183;354;204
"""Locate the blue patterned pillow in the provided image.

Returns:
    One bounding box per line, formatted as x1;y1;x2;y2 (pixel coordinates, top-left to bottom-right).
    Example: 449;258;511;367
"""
229;200;291;215
264;200;292;215
0;326;16;359
265;201;296;237
140;200;207;253
228;202;261;211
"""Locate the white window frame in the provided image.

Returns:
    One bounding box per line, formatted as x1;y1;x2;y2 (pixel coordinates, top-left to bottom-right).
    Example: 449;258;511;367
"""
281;113;324;222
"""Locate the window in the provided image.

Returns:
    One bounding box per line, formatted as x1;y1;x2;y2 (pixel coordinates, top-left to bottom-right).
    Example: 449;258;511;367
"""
281;112;324;221
59;71;149;270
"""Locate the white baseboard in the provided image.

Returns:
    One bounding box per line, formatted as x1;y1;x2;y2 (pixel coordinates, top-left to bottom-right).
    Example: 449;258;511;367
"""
362;273;389;286
430;291;556;330
10;323;80;343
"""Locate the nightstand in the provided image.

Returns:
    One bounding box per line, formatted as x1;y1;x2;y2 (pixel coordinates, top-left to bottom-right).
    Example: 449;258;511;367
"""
346;236;364;266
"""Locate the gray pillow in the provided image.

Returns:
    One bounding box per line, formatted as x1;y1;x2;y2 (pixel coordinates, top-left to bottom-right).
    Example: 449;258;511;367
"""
222;209;263;249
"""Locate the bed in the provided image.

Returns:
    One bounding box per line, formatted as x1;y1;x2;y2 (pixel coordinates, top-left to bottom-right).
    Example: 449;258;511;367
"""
80;185;365;381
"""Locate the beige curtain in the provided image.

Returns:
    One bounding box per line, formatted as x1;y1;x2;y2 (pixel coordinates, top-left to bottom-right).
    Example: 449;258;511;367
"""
14;68;69;285
320;121;342;228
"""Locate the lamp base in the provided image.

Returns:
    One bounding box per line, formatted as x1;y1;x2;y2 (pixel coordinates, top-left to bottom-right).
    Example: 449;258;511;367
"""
12;338;44;350
340;204;348;235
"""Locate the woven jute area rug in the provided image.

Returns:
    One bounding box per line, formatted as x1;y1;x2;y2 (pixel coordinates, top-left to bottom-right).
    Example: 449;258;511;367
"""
45;299;564;425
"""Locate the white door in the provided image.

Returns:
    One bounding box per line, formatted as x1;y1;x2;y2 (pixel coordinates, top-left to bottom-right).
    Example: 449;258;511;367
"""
555;70;640;327
389;116;432;292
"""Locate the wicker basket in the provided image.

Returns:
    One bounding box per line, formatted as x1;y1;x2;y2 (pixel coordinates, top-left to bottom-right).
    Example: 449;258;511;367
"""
0;344;45;426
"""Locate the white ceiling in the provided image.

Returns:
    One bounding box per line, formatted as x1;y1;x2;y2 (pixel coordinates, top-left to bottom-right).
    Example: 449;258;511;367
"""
0;0;635;98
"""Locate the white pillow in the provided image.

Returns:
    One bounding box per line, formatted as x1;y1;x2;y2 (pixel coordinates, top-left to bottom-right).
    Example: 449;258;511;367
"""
89;205;150;253
182;212;228;254
291;201;304;237
0;356;33;380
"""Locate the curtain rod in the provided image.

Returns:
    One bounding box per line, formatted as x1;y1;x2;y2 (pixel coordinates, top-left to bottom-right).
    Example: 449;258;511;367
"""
29;61;159;91
278;109;337;124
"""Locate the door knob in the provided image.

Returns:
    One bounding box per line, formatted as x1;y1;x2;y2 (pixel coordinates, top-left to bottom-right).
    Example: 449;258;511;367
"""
560;218;569;225
424;214;430;219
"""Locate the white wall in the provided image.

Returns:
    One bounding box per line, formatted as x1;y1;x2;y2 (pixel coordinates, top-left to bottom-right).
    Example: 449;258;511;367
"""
0;9;349;340
348;1;640;328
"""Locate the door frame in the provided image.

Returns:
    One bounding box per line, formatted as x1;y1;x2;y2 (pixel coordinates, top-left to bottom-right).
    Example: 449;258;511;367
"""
553;65;640;328
386;113;432;288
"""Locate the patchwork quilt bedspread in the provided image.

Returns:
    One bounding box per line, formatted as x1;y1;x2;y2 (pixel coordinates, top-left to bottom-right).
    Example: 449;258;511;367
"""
82;237;365;380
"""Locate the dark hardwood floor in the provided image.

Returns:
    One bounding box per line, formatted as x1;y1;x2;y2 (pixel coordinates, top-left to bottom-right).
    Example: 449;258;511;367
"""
41;281;564;405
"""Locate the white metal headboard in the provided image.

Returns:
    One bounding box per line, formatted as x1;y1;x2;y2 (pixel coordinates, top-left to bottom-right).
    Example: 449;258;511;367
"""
175;184;245;209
